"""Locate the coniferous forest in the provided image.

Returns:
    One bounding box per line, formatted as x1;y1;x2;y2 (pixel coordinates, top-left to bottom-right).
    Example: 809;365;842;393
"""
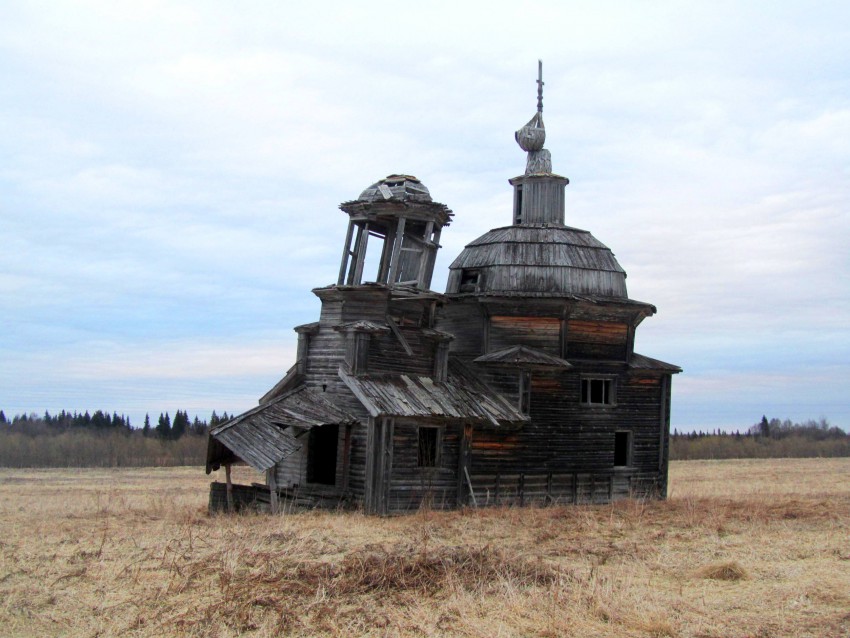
0;408;232;468
0;410;847;467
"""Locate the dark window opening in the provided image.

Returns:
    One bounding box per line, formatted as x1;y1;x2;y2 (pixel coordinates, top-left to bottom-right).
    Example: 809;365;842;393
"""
307;424;339;485
417;427;440;467
581;378;614;405
614;431;631;467
514;184;524;224
519;370;532;415
459;269;480;293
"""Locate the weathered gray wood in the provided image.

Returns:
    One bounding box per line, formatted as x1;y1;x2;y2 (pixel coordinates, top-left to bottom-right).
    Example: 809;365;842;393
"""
337;219;355;286
267;468;279;514
225;464;234;512
387;216;406;284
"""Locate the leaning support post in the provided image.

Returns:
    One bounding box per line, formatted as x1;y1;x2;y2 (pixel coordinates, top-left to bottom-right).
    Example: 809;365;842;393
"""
268;468;280;515
463;466;478;508
225;463;234;513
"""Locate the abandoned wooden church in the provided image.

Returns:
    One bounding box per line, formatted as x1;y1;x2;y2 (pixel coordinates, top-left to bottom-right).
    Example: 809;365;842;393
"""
206;67;681;514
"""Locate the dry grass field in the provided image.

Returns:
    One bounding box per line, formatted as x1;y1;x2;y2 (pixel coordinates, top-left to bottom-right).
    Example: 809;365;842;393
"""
1;459;849;637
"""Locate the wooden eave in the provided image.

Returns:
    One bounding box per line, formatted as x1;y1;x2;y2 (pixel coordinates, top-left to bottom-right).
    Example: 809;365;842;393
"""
449;293;656;317
312;283;445;303
338;359;527;427
207;385;358;474
294;321;320;335
628;352;682;374
508;172;569;184
333;320;390;334
420;327;454;341
339;200;453;227
474;345;573;369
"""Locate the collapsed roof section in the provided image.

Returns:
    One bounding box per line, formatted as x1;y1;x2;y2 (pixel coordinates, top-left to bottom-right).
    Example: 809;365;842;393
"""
206;385;357;474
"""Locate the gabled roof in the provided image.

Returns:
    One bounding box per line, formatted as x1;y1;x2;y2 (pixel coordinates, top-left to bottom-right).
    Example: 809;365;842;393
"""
338;359;527;427
474;345;572;369
206;385;357;474
629;352;682;373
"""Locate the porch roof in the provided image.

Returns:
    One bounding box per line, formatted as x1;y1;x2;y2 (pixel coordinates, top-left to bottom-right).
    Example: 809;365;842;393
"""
338;358;527;427
206;385;356;474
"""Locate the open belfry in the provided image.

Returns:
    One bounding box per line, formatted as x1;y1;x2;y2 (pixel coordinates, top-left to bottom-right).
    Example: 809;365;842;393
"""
207;63;681;514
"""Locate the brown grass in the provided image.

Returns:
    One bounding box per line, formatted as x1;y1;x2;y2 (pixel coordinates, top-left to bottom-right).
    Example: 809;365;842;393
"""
1;459;849;637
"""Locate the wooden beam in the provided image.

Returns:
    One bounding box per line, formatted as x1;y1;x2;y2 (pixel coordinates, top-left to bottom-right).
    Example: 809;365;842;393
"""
423;226;441;289
387;217;406;284
225;463;234;513
385;315;414;356
267;468;279;515
416;221;434;288
337;220;355;285
352;222;370;284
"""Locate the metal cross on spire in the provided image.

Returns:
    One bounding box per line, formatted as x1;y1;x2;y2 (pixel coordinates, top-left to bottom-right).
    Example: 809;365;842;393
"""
536;59;544;113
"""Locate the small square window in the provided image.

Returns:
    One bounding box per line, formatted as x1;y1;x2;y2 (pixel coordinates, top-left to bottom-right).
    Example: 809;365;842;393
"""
459;269;480;293
417;427;440;467
581;378;615;406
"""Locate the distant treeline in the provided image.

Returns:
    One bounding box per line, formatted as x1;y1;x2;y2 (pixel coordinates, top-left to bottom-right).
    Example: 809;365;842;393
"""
2;410;847;467
671;416;850;460
0;408;234;438
0;408;235;468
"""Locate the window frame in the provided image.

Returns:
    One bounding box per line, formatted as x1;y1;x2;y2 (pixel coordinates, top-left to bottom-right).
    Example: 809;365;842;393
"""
459;269;481;293
613;430;632;468
417;426;442;468
580;375;617;407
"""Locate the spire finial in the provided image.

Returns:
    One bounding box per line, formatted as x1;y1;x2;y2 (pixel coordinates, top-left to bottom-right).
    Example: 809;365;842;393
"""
515;61;551;174
537;59;544;113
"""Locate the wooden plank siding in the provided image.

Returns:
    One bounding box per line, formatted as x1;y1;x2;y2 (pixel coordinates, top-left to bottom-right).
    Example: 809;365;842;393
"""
367;326;436;376
565;319;629;360
465;366;670;503
489;315;561;355
386;420;461;513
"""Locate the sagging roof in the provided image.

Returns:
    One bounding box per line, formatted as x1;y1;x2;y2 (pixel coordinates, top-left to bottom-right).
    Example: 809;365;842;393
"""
629;352;682;373
474;345;573;369
206;385;357;473
339;358;527;427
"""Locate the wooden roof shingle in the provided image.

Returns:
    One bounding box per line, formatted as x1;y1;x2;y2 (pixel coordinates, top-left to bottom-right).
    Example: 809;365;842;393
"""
206;386;357;473
338;359;527;427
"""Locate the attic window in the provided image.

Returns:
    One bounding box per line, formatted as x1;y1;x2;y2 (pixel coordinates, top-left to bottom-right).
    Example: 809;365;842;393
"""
459;269;480;293
581;378;615;406
417;427;440;467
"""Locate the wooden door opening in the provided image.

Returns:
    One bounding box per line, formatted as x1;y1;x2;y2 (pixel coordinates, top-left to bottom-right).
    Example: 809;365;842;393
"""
307;424;339;485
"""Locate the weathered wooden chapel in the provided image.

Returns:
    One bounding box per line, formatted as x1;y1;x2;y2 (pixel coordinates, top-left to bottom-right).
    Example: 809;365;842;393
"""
206;64;681;514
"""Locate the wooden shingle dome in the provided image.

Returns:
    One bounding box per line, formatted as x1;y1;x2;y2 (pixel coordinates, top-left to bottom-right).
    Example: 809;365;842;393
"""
445;224;628;298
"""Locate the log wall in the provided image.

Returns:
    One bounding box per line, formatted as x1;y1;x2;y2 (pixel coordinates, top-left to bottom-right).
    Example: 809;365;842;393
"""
386;419;461;512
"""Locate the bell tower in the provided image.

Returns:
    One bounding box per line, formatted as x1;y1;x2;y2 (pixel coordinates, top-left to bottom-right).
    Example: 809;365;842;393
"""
336;175;452;290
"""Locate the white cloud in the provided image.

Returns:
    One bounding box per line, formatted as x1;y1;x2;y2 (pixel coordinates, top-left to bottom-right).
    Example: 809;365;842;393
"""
2;0;849;430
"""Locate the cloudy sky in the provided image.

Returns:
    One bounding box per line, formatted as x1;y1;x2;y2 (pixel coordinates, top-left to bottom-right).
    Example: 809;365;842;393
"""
2;1;848;431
